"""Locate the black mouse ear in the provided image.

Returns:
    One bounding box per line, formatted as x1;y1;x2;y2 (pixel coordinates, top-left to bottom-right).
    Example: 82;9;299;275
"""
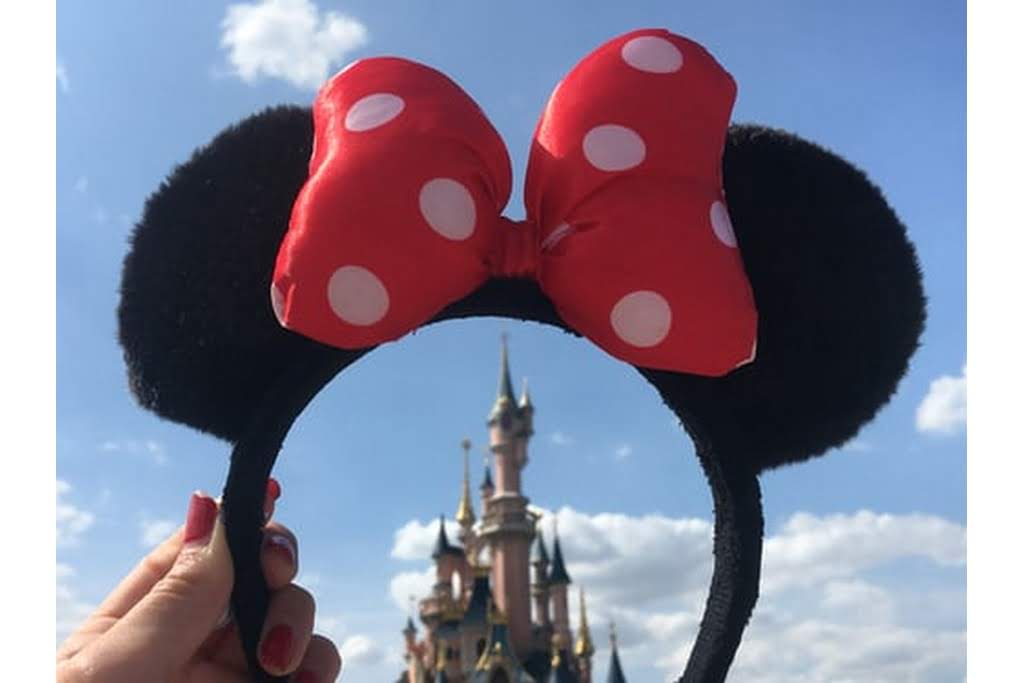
647;125;926;471
118;105;332;442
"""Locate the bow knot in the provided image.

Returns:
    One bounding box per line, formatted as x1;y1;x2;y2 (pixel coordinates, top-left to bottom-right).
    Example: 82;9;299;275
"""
489;217;541;279
271;29;759;376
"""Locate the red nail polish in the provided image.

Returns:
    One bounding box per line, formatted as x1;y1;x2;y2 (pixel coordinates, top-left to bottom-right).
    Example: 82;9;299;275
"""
264;533;296;565
295;670;318;683
259;624;294;672
183;492;218;545
264;477;282;521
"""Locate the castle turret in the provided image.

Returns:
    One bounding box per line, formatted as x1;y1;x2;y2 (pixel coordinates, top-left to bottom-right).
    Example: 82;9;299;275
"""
472;602;531;682
606;623;627;683
480;457;494;518
531;529;552;628
518;378;534;437
480;336;535;659
548;519;573;647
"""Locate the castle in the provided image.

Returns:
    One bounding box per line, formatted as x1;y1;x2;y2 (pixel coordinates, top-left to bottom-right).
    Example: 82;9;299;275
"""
398;338;629;682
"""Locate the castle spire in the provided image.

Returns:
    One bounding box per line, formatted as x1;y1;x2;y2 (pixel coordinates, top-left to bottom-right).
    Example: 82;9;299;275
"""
454;438;476;527
519;377;533;410
489;333;518;422
431;516;463;559
574;587;595;658
607;622;627;683
532;528;550;566
548;520;572;585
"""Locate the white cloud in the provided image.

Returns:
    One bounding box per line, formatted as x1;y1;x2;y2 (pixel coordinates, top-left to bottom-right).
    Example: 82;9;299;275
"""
389;568;434;612
761;510;965;594
916;366;967;435
57;59;70;93
139;518;178;548
56;563;94;644
99;439;168;466
57;480;95;548
57;481;97;643
220;0;369;90
614;444;633;460
388;506;965;682
391;518;441;560
74;176;88;194
341;634;383;666
550;431;575;446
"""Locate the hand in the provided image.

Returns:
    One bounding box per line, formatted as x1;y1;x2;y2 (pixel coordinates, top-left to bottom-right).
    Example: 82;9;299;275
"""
57;481;341;682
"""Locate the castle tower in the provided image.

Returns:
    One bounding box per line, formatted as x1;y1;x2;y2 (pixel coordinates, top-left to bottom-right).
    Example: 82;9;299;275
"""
531;529;552;629
573;588;595;683
479;335;535;659
480;456;494;517
606;623;627;683
547;519;573;647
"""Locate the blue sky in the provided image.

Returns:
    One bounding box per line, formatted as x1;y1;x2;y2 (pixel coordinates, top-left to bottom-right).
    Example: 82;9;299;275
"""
57;1;965;680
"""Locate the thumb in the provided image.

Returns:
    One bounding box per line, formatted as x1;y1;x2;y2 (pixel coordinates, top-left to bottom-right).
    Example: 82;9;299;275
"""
98;492;235;677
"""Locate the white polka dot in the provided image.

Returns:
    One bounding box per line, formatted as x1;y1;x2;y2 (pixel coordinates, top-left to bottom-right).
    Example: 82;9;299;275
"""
541;222;575;252
270;283;286;325
610;291;672;348
583;125;646;172
419;178;477;240
621;36;684;73
710;201;737;248
344;93;405;132
327;266;389;326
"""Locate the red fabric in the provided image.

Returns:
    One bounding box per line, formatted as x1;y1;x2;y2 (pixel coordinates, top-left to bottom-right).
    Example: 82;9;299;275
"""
272;29;758;375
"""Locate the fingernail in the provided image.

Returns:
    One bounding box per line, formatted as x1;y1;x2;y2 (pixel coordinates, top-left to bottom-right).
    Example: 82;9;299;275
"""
264;532;296;566
295;671;318;683
264;477;282;521
259;623;294;672
183;492;218;545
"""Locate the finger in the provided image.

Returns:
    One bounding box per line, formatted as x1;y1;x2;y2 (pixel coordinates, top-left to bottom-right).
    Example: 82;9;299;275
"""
90;524;184;620
258;584;316;676
291;635;342;682
85;492;233;679
263;521;299;589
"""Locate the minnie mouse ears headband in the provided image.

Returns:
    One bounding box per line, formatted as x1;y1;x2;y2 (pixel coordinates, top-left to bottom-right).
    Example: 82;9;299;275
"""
119;29;925;682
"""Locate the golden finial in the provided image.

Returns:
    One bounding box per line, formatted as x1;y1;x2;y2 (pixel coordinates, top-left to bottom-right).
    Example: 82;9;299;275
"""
574;587;595;657
455;438;476;527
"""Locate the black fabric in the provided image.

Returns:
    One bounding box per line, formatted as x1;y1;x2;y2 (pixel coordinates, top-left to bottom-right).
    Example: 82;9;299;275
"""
118;108;926;682
118;106;329;442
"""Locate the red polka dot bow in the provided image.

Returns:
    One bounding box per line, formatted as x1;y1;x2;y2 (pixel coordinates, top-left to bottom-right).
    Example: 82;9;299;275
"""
272;29;758;375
